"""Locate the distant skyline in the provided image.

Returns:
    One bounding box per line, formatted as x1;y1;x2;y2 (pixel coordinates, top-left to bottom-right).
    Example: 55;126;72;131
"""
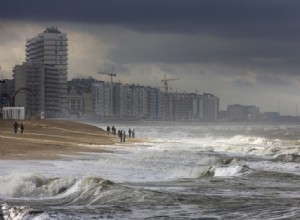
1;0;300;115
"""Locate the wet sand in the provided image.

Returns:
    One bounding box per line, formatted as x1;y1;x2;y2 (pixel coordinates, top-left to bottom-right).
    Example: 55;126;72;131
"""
0;119;133;160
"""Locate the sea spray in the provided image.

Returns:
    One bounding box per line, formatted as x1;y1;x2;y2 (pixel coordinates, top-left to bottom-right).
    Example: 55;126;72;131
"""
0;123;299;219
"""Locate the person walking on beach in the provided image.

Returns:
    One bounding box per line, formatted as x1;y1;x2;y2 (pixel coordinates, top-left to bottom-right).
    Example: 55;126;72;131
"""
132;129;135;138
20;122;24;133
118;130;122;142
13;121;18;133
112;126;116;135
106;126;110;135
123;130;126;142
128;128;132;138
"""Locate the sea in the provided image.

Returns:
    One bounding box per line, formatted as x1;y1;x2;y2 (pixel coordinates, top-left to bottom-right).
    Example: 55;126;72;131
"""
0;121;299;220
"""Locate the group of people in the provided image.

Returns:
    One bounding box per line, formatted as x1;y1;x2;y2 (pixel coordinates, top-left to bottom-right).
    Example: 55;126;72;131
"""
106;125;136;142
106;125;117;135
127;128;135;138
13;121;24;134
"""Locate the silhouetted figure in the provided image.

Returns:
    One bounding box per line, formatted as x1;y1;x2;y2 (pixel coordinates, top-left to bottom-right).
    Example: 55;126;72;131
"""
128;128;132;138
118;130;122;142
123;131;126;142
20;122;24;133
132;129;135;138
106;126;110;134
112;126;116;134
13;121;18;133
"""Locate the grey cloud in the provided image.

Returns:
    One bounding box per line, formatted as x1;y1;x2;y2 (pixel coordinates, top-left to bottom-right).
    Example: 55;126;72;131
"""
234;79;254;88
255;75;291;87
104;29;300;79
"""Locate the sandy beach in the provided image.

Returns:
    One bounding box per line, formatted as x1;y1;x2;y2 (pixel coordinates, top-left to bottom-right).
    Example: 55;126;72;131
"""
0;119;130;160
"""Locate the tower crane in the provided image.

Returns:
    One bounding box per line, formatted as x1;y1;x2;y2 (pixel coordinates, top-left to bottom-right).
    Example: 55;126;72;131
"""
161;75;179;93
161;75;180;120
97;67;116;83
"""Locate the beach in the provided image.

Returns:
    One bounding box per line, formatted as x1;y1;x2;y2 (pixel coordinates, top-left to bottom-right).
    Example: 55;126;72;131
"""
0;122;299;219
0;119;123;160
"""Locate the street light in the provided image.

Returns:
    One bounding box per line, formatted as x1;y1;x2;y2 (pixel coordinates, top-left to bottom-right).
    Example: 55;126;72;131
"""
0;66;3;83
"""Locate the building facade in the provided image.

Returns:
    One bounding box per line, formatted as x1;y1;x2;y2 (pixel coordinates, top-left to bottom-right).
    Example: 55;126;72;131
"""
92;81;114;118
26;26;68;116
87;79;218;121
13;63;60;118
0;79;14;108
203;93;219;120
227;104;260;121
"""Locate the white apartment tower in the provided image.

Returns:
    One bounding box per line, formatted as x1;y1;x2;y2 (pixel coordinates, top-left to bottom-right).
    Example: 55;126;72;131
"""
26;26;68;116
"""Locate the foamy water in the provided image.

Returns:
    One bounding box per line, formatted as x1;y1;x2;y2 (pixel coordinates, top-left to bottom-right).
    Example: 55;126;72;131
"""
0;122;300;219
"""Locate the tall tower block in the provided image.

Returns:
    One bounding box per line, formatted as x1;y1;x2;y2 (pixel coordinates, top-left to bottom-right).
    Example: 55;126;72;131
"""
26;26;68;116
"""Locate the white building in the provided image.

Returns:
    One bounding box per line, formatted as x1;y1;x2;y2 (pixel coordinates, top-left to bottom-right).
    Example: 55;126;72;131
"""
26;26;68;116
132;85;152;119
92;82;114;118
3;107;25;120
120;85;133;118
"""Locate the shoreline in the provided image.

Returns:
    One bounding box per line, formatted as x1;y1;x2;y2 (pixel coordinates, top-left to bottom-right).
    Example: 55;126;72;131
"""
0;119;139;160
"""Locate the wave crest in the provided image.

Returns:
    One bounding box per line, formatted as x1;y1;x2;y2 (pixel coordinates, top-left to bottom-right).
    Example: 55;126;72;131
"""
275;154;300;162
0;174;115;199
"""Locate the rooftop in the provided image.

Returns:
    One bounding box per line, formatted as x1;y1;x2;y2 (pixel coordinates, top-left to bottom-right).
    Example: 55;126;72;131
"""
43;26;61;34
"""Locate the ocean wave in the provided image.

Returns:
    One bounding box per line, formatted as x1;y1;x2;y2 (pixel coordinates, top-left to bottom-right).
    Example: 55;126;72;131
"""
0;174;165;206
200;157;253;178
0;203;46;220
275;153;300;162
0;174;76;198
213;164;252;177
0;174;116;201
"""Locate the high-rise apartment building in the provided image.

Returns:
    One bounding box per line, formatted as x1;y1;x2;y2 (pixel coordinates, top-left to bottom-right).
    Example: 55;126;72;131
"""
26;26;68;116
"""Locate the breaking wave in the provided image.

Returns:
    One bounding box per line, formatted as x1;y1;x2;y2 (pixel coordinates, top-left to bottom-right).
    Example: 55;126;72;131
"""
200;157;253;178
275;154;300;162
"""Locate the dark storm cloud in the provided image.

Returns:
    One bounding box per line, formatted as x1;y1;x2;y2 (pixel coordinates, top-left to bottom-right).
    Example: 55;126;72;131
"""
1;0;300;37
2;0;300;83
2;0;300;64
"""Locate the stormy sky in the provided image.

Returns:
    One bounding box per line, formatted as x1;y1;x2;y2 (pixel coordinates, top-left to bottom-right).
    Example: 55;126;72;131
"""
1;0;300;115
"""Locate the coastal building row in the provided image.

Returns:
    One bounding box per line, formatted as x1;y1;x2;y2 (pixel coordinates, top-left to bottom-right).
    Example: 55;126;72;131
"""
1;75;279;122
67;78;220;121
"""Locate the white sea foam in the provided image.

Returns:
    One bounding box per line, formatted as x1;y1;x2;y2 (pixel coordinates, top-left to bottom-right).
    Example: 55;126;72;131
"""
0;174;76;198
213;164;248;177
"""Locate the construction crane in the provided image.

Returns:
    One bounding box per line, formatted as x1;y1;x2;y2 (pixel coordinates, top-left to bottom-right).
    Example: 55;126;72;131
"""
161;75;179;93
97;67;116;83
160;75;180;120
